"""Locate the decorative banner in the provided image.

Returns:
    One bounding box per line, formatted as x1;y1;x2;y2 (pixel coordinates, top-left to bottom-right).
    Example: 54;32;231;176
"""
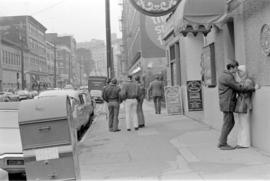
129;0;182;16
187;80;203;111
145;15;167;49
164;86;183;115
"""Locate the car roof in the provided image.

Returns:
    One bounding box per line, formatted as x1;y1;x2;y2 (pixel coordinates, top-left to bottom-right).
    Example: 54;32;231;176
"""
38;89;80;99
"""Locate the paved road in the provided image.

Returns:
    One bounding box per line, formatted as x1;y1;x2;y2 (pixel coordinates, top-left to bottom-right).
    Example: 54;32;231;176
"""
78;102;270;180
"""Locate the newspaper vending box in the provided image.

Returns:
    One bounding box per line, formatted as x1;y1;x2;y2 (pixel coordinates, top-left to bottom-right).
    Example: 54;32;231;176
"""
18;96;80;180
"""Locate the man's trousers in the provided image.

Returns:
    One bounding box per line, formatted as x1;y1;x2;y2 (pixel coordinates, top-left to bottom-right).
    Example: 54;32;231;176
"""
219;112;235;146
137;99;145;126
107;101;120;131
125;99;138;130
153;96;161;114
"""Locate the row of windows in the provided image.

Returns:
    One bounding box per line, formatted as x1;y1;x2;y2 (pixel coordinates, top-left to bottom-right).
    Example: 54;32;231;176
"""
28;24;45;40
2;50;21;66
29;38;46;54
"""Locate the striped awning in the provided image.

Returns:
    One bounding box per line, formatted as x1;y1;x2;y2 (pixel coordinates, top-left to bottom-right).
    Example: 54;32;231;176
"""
174;0;226;36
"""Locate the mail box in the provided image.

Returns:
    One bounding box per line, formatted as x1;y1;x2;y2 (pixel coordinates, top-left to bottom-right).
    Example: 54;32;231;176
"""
18;96;80;180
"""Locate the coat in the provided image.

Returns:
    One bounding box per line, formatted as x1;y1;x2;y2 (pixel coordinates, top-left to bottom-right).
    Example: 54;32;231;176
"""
120;80;140;100
148;79;163;97
218;70;254;112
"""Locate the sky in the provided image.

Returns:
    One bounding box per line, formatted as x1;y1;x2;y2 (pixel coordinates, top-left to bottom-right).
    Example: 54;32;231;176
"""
0;0;123;42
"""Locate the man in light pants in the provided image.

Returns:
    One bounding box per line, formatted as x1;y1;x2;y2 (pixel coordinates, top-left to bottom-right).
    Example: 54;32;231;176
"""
120;75;140;131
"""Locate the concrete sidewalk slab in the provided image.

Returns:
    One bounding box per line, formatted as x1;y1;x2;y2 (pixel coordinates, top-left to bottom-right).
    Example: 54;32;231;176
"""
79;103;270;180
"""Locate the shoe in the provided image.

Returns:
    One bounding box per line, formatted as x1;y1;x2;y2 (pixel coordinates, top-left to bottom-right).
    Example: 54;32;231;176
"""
139;124;145;128
135;127;139;131
218;144;235;150
235;145;249;149
112;129;121;132
127;129;131;131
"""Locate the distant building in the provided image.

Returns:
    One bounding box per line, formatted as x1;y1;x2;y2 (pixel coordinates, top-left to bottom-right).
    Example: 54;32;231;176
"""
111;33;124;81
46;33;78;88
0;15;48;90
76;48;94;85
78;39;106;76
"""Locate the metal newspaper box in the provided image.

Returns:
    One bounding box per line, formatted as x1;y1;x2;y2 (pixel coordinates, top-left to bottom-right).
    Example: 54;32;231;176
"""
18;96;80;180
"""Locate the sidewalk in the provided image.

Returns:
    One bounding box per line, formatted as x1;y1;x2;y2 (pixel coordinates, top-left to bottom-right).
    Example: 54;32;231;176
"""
78;101;270;180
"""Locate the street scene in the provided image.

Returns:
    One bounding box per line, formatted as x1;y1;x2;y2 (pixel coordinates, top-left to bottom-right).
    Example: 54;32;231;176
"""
1;0;270;180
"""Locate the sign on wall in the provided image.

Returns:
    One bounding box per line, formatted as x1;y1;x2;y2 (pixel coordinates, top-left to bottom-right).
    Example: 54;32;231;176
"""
129;0;182;16
187;80;203;111
164;86;183;115
260;24;270;56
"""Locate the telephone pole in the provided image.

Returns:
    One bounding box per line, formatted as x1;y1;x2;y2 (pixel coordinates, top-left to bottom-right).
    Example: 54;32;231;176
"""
53;42;57;88
105;0;112;79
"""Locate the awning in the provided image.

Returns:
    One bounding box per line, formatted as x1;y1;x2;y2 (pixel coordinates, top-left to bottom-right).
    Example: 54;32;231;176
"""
174;0;226;36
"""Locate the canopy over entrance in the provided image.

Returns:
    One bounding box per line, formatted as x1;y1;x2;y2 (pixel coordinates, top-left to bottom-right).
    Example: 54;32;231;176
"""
174;0;226;36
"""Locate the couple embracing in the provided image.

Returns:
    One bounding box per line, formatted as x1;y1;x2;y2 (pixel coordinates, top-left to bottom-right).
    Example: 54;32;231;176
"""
218;61;259;150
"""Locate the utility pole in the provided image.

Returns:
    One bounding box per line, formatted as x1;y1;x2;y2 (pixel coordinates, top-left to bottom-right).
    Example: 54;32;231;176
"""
53;42;57;88
79;56;82;86
105;0;112;79
68;55;71;84
19;25;25;90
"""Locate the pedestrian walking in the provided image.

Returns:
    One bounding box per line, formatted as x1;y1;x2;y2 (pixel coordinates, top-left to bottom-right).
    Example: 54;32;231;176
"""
102;78;121;132
135;76;146;128
147;75;164;114
120;75;140;131
234;65;258;148
102;78;111;118
218;62;255;150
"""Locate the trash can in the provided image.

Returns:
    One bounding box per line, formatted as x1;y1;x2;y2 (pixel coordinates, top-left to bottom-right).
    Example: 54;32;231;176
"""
18;96;80;180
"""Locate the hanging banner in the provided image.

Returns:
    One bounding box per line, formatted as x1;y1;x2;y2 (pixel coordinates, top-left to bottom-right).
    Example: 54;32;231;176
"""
164;86;183;115
187;80;203;111
129;0;182;16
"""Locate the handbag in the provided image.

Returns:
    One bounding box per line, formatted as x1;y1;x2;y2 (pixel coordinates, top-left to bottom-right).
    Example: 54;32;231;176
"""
235;95;248;113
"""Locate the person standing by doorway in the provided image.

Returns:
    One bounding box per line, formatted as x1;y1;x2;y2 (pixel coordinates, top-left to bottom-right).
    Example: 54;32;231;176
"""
120;75;140;131
102;78;121;132
135;75;146;128
148;75;164;114
218;62;255;150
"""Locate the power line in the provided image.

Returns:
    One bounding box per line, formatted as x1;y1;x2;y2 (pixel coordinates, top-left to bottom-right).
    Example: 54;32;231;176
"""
31;0;69;15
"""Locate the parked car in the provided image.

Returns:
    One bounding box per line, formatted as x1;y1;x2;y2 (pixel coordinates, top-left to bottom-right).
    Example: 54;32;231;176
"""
0;102;25;179
28;90;38;98
90;90;104;103
0;93;10;102
0;92;20;102
36;89;95;140
16;90;31;101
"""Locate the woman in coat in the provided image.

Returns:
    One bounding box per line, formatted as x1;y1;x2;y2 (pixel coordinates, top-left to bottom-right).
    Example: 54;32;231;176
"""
234;65;255;148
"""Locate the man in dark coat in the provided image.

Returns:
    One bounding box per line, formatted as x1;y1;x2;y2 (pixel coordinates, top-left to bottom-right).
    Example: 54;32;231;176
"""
102;78;121;132
218;62;255;150
135;76;146;128
148;75;164;114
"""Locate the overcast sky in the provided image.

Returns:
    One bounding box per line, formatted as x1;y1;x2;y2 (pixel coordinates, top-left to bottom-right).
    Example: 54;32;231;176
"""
0;0;122;42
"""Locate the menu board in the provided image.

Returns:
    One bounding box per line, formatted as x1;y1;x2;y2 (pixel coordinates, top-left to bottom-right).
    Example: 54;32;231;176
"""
164;86;183;115
187;80;203;111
